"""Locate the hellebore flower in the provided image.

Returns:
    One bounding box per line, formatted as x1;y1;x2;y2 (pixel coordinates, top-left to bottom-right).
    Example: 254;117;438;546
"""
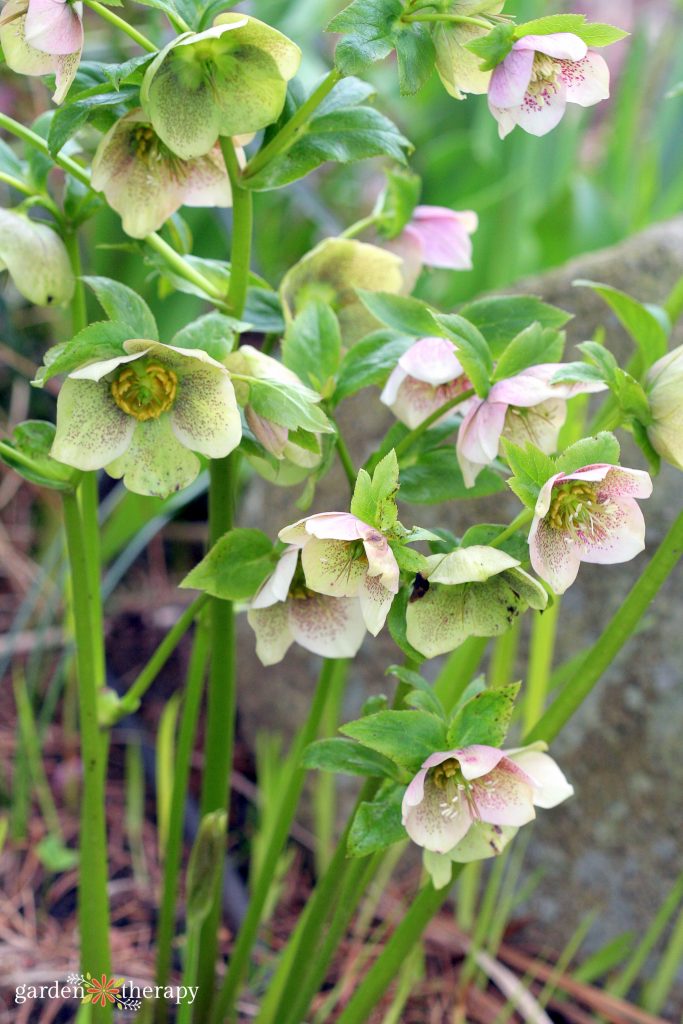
0;0;83;103
399;206;478;271
456;363;607;487
225;344;326;469
140;13;301;160
380;336;473;429
279;512;400;635
0;208;74;306
433;1;505;100
90;111;248;239
280;238;405;347
645;345;683;471
403;742;573;880
406;546;547;659
528;463;653;595
247;546;366;665
51;339;241;497
488;33;610;139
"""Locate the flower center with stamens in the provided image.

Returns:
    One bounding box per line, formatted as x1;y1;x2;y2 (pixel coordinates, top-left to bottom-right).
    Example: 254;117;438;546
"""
547;481;611;541
530;53;559;85
432;758;471;821
111;360;178;421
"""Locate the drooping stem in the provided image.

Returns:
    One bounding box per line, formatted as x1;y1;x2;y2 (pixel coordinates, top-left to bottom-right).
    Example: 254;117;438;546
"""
526;509;683;745
489;508;533;548
211;659;348;1024
340;213;381;239
82;0;160;51
243;69;341;180
402;11;492;27
522;597;561;734
62;490;111;1023
391;388;475;461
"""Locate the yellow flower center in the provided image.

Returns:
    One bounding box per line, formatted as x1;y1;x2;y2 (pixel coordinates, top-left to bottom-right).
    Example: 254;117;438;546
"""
530;53;558;84
130;123;157;158
547;481;613;540
111;360;178;421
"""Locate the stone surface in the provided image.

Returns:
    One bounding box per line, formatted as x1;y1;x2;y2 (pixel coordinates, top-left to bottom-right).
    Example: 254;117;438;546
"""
236;217;683;980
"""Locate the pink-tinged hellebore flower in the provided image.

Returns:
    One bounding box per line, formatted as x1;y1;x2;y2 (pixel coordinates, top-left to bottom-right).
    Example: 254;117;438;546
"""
457;363;608;487
0;0;83;103
403;743;573;881
488;33;610;139
406;546;547;659
91;111;248;240
279;512;400;636
247;546;366;665
401;206;478;271
529;463;653;595
51;340;241;498
0;207;74;306
645;345;683;471
381;336;473;429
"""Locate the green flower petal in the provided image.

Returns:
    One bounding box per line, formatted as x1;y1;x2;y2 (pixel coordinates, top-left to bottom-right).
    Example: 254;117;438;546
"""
170;369;242;459
51;378;135;471
106;416;200;498
301;537;366;598
247;603;293;666
0;209;75;307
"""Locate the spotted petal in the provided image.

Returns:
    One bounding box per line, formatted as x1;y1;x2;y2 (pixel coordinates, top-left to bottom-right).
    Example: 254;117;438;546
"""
170;368;241;459
447;821;518;863
402;773;472;854
300;537;366;598
528;514;582;595
470;760;537;826
288;593;366;658
561;51;610;107
0;209;75;306
358;572;394;636
247;603;293;666
51;378;134;471
105;416;200;498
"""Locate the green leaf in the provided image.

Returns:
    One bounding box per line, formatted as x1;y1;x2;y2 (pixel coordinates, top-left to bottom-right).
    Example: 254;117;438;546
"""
245;287;285;333
350;467;375;525
465;23;515;70
35;835;79;871
334;330;414;403
555;432;620;475
370;449;400;532
180;528;275;600
459;295;572;359
77;54;155;89
0;138;26;179
551;362;606;386
575;280;668;367
387;585;424;664
302;738;401;780
436;314;493;396
47;86;138;155
398;449;505;504
386;665;445;719
170;312;240;362
493;323;565;381
356;291;442;337
83;276;158;340
347;788;406;857
247;379;334;435
341;710;447;770
578;23;630;47
460;524;529;563
243;77;411;191
0;421;81;491
376;168;421;240
503;441;557;509
447;683;520;748
391;543;429;575
395;21;435;95
282;301;342;396
514;15;628;48
35;321;133;384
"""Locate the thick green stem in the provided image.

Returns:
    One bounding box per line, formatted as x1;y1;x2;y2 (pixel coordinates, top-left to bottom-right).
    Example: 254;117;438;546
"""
433;636;488;713
143;233;229;305
62;491;111;1023
340;213;380;239
522;597;561;734
402;11;492;27
335;428;357;489
526;508;683;744
211;659;348;1024
243;70;341;180
220;137;253;317
82;0;159;51
489;508;533;549
154;618;210;1020
392;389;475;462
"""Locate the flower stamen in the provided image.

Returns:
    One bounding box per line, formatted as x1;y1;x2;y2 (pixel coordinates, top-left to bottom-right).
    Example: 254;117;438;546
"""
111;360;178;421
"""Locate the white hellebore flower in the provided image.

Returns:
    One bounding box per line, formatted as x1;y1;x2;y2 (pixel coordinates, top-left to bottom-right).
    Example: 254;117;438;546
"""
645;345;683;471
0;208;74;306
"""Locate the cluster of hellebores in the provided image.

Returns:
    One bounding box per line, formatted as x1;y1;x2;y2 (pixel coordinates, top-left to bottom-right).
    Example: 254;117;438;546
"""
1;0;682;995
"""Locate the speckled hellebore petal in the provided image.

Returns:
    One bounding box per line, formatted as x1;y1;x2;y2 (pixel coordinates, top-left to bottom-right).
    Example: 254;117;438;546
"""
170;369;242;459
0;209;75;306
300;537;366;598
447;821;518;862
247;603;293;666
288;593;367;658
105;416;200;498
51;378;135;471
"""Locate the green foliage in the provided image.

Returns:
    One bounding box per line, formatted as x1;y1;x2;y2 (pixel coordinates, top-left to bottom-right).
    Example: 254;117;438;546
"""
0;421;81;491
465;23;515;70
350;450;400;533
436;314;493;396
180;528;275;600
513;15;628;48
47;87;138;155
244;77;412;191
83;276;159;340
387;585;425;664
340;710;447;771
503;440;558;509
170;312;240;362
186;811;227;928
356;290;442;337
35;321;133;384
493;323;565;381
459;296;572;358
334;330;414;403
247;379;334;435
282;301;342;396
555;432;621;475
375;167;422;239
459;524;529;562
347;787;406;856
302;738;400;780
386;665;446;719
446;684;520;748
398;450;505;504
575;280;668;367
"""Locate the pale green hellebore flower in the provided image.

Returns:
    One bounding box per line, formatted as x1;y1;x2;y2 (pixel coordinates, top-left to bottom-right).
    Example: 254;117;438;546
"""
405;545;547;658
51;339;242;497
140;13;301;160
433;1;505;100
645;345;683;471
280;238;405;347
0;208;75;306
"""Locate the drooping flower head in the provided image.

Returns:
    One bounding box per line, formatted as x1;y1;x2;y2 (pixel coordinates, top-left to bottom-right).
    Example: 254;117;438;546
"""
280;238;405;347
384;206;478;292
529;463;653;594
433;1;505;100
488;33;610;138
645;345;683;471
51;340;241;497
91;111;249;239
0;208;75;306
381;336;473;429
406;546;547;658
279;512;400;636
248;546;366;665
402;742;573;860
141;13;301;160
0;0;83;103
457;363;607;487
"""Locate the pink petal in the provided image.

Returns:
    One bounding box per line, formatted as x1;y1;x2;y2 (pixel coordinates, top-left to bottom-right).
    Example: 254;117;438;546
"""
594;465;653;501
251;546;298;610
529;513;582;595
303;512;363;542
456;398;508;487
513;32;587;62
288;593;366;659
24;0;82;55
489;104;519;140
490;363;607;406
384;375;472;430
508;748;574;809
515;80;568;137
573;496;647;565
560;51;610;107
180;145;233;208
398;337;464;386
454;745;506;781
488;48;535;108
403;766;430;809
404;208;477;270
470;761;537;827
534;471;564;518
